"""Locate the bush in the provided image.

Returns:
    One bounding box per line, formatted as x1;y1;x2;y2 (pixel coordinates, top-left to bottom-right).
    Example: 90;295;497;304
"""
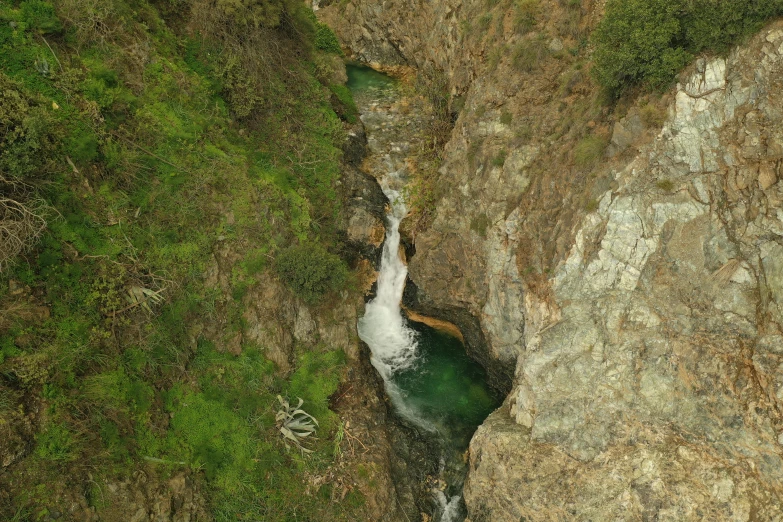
20;0;62;34
214;0;296;28
315;22;342;54
592;0;783;98
684;0;783;54
275;242;348;304
592;0;689;96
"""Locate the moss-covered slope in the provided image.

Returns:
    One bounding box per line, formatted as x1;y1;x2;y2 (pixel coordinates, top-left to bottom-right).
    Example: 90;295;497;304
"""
0;0;367;519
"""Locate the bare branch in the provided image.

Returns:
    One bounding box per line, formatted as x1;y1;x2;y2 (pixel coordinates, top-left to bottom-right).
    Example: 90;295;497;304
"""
0;175;48;273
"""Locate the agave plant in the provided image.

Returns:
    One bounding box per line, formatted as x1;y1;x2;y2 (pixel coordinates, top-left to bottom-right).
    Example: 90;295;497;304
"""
276;395;319;454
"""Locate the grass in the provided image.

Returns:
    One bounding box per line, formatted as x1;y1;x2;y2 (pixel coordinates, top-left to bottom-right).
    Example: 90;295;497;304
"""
0;0;364;519
514;0;539;35
574;134;608;168
492;149;508;167
512;35;550;72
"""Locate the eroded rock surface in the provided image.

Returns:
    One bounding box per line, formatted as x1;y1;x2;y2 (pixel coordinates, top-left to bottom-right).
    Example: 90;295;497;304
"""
470;30;783;521
320;1;783;517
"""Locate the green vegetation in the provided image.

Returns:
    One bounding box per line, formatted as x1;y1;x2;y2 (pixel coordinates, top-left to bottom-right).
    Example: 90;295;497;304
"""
514;0;539;35
592;0;783;98
470;213;491;237
275;242;349;304
0;0;363;519
574;134;608;168
492;149;507;167
640;102;667;128
512;35;550;72
330;83;359;123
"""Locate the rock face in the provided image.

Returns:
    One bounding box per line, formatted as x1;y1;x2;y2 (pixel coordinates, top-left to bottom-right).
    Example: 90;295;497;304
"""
319;1;783;518
466;37;783;518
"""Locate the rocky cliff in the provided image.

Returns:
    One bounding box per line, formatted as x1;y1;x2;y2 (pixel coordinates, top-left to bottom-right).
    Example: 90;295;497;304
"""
319;1;783;519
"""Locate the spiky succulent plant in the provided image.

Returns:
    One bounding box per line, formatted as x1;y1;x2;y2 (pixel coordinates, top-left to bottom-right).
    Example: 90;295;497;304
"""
275;395;318;454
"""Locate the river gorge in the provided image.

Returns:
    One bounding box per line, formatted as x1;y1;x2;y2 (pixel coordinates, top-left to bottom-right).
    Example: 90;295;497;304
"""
349;64;501;521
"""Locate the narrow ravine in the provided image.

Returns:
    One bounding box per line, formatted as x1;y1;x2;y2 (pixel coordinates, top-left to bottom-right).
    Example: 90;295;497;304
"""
350;65;501;522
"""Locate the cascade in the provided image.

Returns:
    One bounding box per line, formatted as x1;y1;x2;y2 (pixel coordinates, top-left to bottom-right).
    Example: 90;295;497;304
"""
350;64;499;522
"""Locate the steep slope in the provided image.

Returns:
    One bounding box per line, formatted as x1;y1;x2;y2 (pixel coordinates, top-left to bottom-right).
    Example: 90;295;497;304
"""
0;1;409;520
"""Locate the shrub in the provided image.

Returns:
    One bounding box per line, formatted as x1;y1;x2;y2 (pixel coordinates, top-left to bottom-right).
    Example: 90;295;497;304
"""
214;0;296;28
640;103;666;128
20;0;62;34
315;22;342;54
684;0;783;54
275;242;348;304
593;0;783;98
592;0;689;96
0;175;48;272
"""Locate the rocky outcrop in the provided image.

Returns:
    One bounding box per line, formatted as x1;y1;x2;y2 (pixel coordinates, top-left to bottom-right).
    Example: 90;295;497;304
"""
320;1;783;518
466;31;783;520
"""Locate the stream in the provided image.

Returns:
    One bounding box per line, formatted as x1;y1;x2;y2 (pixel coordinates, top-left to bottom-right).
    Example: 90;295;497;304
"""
350;64;501;522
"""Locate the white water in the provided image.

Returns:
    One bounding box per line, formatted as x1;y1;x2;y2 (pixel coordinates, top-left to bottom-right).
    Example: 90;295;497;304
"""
357;180;418;380
356;173;441;434
354;82;464;522
435;490;463;522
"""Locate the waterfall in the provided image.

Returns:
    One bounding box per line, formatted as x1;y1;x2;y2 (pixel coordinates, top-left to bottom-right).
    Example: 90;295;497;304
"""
357;176;440;433
435;491;463;522
352;66;481;522
357;180;417;378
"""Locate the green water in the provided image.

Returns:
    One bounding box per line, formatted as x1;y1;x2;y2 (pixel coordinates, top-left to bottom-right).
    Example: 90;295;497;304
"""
393;321;502;450
346;63;398;93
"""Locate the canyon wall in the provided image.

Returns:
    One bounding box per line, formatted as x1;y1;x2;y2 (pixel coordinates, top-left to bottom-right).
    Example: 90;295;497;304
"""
319;2;783;519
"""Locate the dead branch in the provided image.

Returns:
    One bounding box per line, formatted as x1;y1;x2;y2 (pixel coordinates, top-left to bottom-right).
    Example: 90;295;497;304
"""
0;175;48;272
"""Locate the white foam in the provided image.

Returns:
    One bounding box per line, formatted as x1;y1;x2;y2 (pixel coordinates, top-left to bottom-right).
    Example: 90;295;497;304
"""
357;178;419;379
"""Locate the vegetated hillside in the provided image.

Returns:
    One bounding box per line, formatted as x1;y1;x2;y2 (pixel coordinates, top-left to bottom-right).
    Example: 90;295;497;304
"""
0;0;368;519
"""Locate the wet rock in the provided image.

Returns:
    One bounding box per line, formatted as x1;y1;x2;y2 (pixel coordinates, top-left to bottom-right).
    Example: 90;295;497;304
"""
347;207;385;247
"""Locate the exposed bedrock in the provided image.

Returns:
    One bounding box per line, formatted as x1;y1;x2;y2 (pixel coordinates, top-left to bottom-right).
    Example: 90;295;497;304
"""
319;1;783;517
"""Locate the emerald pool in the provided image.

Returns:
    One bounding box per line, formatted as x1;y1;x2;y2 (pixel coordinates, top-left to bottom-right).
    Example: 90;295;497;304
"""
393;321;501;449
